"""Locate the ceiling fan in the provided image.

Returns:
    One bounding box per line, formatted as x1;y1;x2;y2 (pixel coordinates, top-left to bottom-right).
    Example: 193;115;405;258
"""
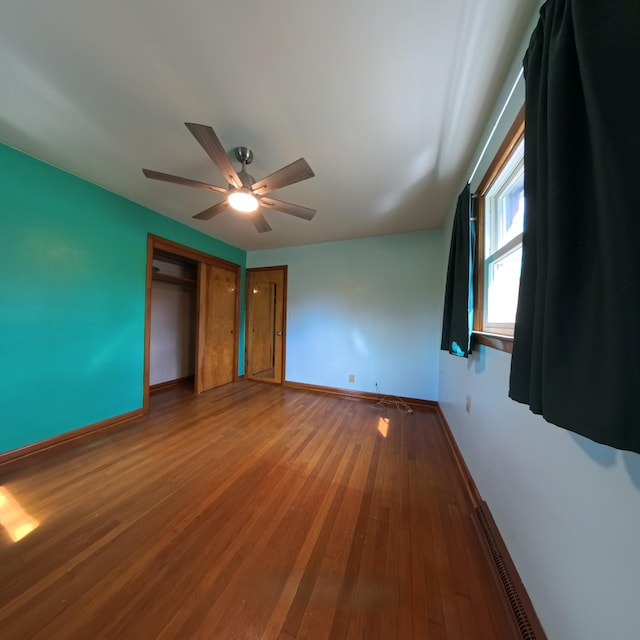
142;123;316;233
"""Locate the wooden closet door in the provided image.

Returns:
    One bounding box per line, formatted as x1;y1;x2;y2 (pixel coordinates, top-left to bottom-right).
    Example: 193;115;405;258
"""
195;263;237;392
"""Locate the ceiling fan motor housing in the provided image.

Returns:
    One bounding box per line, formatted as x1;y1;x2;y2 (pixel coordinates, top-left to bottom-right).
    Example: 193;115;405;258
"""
234;170;254;189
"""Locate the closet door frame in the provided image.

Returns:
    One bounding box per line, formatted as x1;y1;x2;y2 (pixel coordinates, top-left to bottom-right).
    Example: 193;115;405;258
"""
143;234;241;411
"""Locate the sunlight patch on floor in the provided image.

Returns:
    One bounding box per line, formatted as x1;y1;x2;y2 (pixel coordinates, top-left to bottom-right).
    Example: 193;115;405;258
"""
377;417;390;438
0;486;39;543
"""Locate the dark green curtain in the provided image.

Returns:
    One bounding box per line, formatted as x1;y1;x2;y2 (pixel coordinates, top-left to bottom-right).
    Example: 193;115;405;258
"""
510;0;640;453
441;184;475;357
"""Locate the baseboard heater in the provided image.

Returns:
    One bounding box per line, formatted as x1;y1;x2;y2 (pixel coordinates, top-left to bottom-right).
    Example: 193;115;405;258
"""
474;502;547;640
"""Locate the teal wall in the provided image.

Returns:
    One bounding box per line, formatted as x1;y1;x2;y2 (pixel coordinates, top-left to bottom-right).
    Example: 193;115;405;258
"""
0;144;246;455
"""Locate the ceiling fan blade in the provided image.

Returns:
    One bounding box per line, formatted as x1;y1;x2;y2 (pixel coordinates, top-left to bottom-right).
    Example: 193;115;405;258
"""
250;211;272;233
193;201;229;220
184;123;242;189
251;158;314;196
259;197;316;221
142;169;228;194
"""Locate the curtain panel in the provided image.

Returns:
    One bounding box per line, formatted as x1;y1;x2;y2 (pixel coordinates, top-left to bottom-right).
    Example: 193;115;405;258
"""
510;0;640;453
441;184;475;357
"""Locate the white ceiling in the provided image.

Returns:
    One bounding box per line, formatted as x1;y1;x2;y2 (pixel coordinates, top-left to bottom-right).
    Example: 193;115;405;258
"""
0;0;536;251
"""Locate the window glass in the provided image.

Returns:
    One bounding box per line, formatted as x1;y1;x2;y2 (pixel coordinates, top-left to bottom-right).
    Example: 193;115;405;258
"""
485;139;524;256
475;111;525;337
486;246;522;324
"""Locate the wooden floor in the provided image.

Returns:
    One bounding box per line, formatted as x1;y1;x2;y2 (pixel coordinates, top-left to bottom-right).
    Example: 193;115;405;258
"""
0;382;513;639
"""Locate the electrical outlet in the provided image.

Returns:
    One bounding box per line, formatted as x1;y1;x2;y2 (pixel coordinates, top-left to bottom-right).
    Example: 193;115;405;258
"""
465;394;472;414
348;374;355;384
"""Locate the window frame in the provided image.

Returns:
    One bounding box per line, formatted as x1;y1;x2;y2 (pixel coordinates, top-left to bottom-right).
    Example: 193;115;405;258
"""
473;106;525;353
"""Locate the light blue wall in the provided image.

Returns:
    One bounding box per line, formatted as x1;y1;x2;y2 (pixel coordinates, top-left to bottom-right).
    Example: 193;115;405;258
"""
0;144;246;455
248;230;443;400
439;6;640;639
440;348;640;640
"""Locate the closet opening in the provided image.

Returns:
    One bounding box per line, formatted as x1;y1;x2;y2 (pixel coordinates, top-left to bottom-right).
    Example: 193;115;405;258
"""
149;250;198;395
143;235;241;411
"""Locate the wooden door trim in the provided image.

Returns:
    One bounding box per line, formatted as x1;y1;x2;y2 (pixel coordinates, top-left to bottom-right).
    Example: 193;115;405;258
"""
245;265;287;385
281;266;287;385
149;234;240;270
144;234;242;412
194;261;205;394
143;234;154;412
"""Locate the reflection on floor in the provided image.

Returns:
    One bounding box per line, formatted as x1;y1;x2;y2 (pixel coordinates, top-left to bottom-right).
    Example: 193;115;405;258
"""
0;381;514;639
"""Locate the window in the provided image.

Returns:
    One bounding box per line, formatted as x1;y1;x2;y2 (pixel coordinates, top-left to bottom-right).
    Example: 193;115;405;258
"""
474;108;524;342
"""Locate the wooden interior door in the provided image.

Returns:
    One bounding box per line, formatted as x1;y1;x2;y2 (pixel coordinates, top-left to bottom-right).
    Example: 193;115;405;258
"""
249;282;276;375
246;267;286;384
196;263;237;392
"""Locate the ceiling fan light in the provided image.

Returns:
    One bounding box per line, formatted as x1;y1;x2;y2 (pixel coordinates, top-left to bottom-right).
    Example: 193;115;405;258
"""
228;188;259;213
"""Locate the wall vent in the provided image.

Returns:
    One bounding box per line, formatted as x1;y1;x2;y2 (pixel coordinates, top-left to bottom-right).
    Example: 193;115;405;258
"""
474;502;547;640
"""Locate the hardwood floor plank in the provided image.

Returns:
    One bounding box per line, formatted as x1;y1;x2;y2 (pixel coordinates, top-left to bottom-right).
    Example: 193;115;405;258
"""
204;430;356;638
260;425;365;638
0;381;516;639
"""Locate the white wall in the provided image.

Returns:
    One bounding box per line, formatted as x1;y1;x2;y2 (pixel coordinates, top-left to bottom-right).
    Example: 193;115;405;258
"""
149;280;196;385
248;229;443;400
440;5;640;639
440;348;640;640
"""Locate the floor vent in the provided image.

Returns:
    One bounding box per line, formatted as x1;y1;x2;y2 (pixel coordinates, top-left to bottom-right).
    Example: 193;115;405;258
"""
475;502;547;640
